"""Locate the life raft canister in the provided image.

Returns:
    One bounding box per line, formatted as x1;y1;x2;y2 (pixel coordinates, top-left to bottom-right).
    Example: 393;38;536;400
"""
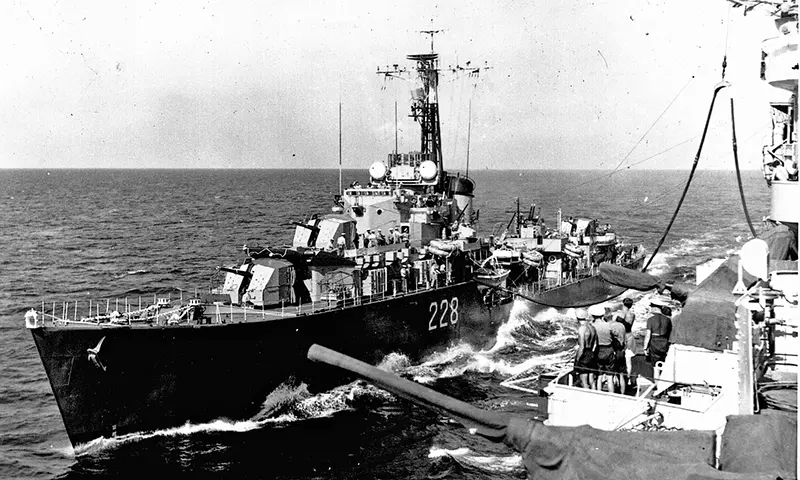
429;239;458;252
428;246;451;257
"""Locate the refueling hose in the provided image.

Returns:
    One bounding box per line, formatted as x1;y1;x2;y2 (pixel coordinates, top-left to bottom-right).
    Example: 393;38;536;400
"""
642;81;730;272
731;98;758;238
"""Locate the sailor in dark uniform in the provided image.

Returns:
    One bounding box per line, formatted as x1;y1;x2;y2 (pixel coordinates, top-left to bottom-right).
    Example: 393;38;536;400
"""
644;299;673;377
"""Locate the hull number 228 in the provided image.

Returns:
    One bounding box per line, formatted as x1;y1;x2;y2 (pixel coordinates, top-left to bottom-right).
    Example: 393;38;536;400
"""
428;298;459;331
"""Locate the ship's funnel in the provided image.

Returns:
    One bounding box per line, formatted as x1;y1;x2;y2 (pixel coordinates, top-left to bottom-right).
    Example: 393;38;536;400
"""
450;176;475;222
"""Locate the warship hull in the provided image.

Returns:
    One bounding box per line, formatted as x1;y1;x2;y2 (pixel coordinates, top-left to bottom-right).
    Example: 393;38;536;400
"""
31;281;512;446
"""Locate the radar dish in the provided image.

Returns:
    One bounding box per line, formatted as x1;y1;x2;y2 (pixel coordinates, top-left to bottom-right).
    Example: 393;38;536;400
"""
419;160;437;180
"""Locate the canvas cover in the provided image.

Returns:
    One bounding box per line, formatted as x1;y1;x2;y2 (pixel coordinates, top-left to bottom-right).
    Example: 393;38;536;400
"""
504;417;793;480
671;223;796;351
718;412;797;478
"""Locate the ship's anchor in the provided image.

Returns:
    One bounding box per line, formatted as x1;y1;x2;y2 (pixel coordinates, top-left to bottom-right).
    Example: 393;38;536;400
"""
87;336;107;372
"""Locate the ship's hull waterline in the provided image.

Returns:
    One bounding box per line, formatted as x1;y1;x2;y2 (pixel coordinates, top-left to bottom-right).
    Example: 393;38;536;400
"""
31;282;512;447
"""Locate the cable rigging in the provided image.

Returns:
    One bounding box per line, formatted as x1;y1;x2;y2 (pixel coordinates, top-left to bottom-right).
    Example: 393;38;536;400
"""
642;5;739;271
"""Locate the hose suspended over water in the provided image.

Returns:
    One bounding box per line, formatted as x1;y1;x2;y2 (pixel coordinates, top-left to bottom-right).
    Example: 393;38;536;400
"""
642;81;730;272
731;98;758;238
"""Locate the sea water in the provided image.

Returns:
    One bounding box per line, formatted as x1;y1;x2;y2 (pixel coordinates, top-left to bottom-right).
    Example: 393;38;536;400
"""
0;168;769;479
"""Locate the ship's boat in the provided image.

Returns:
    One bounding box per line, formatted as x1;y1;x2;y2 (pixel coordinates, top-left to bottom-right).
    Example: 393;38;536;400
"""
25;42;516;448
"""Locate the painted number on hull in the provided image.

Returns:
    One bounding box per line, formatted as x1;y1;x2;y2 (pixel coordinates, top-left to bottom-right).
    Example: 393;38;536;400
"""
428;298;459;331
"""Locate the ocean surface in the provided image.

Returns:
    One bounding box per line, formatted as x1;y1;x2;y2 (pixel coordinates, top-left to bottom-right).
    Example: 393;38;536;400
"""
0;168;770;479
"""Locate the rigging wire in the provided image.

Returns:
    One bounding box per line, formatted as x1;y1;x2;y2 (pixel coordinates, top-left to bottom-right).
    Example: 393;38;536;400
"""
642;81;730;272
578;133;704;197
567;74;698;192
730;98;758;238
623;123;767;218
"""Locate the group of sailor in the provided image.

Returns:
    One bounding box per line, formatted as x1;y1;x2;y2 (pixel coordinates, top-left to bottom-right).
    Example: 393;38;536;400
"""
358;227;405;249
564;217;613;237
328;227;409;253
573;297;673;394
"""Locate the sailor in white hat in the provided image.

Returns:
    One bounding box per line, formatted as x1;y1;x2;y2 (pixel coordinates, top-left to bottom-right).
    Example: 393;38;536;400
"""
336;232;346;254
589;304;619;393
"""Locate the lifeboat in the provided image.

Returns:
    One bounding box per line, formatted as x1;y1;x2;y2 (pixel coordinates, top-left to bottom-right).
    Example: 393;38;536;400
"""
488;249;524;268
564;243;583;258
521;250;543;267
428;245;453;257
475;267;510;288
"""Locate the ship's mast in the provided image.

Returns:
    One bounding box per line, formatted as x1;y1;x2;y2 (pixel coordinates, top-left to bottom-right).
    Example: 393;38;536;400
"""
377;30;485;192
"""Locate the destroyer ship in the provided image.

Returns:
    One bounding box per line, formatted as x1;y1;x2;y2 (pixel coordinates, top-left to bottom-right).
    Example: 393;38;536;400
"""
26;42;517;447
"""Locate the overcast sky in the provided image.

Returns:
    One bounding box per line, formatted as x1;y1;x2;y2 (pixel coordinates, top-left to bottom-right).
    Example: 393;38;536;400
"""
0;0;780;170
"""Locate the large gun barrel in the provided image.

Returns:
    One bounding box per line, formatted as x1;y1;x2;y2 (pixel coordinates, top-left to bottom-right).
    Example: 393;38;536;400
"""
291;221;321;232
217;266;253;279
306;344;754;480
308;344;510;440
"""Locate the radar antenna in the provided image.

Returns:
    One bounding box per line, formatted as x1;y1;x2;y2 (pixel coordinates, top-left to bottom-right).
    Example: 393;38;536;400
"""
420;29;443;53
376;31;489;191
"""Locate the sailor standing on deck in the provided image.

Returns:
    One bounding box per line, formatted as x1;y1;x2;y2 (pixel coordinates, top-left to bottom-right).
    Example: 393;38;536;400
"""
614;298;636;331
589;304;614;392
336;233;346;255
608;308;628;394
574;308;597;389
644;299;673;378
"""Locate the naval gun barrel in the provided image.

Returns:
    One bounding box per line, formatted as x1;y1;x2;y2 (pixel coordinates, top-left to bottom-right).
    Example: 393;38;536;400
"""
307;344;763;479
217;266;253;279
308;343;511;440
291;221;321;232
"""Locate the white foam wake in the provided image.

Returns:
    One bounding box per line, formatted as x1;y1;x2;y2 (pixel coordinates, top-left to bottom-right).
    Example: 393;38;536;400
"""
71;417;264;456
429;446;523;473
404;300;577;383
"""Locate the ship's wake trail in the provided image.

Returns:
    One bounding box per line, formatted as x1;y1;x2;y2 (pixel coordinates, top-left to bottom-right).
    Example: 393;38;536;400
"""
66;379;398;456
70;417;265;457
